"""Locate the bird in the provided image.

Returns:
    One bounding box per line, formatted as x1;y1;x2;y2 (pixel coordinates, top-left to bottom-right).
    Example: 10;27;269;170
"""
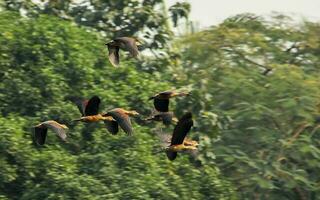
72;96;113;122
164;112;198;161
33;120;69;145
71;95;118;134
145;111;178;126
105;37;140;67
149;90;190;112
103;108;139;135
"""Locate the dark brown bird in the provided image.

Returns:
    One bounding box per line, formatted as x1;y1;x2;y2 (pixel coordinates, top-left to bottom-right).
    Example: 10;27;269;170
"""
105;37;140;67
145;111;178;125
164;112;198;161
103;108;139;135
33;120;69;145
71;96;117;134
149;90;190;112
72;96;112;122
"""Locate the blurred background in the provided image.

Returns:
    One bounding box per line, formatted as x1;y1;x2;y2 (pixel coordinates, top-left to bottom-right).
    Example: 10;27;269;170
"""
0;0;319;199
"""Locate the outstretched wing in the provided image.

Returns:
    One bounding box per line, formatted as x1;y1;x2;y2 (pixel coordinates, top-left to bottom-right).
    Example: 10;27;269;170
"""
104;120;119;135
105;109;133;135
171;112;193;145
107;44;120;67
158;90;174;96
85;96;101;116
116;37;139;57
154;99;169;112
68;96;88;116
166;151;178;161
34;127;48;145
73;99;88;116
42;121;68;142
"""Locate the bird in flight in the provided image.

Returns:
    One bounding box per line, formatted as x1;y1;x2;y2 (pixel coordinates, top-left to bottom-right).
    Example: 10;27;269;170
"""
72;96;113;122
105;37;140;67
33;120;69;145
71;96;119;134
149;90;190;112
163;112;198;161
103;108;139;136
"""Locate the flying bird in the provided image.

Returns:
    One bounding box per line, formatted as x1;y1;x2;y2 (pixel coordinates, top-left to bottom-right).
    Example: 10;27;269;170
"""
105;37;140;67
72;96;111;122
164;112;198;161
103;108;139;135
149;90;190;112
145;111;178;125
33;120;69;145
71;96;118;134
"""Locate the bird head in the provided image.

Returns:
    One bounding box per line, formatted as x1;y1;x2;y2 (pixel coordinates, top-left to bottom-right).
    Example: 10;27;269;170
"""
61;124;69;130
129;110;140;116
105;40;115;46
172;117;179;123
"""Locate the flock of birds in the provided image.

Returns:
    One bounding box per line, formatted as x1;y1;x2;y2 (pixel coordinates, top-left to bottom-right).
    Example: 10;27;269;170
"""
33;37;198;161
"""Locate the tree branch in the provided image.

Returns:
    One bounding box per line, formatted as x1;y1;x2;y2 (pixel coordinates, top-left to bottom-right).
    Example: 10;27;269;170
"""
222;48;273;75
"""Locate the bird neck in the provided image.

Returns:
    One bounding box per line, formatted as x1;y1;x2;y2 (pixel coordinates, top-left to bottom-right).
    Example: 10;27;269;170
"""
169;144;197;152
127;110;139;116
79;114;104;122
102;116;114;121
169;144;185;152
172;92;189;97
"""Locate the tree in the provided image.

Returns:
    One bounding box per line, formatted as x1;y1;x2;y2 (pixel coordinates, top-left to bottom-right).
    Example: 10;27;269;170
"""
2;0;189;51
176;13;320;199
0;11;234;199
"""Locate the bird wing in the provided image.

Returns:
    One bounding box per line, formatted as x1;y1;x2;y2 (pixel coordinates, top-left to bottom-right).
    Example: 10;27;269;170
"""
104;120;119;135
73;99;88;116
42;121;68;141
85;96;101;116
116;37;139;57
159;90;174;95
107;44;120;67
34;126;48;145
171;112;193;145
106;109;133;135
166;151;178;161
154;99;169;112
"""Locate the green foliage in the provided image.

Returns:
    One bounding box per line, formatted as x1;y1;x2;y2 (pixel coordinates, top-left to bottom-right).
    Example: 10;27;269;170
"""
176;13;320;199
0;12;234;199
169;2;190;27
2;0;189;51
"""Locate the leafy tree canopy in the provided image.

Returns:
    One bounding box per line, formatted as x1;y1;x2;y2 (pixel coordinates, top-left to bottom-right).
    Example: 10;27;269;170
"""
175;13;320;199
0;11;234;200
